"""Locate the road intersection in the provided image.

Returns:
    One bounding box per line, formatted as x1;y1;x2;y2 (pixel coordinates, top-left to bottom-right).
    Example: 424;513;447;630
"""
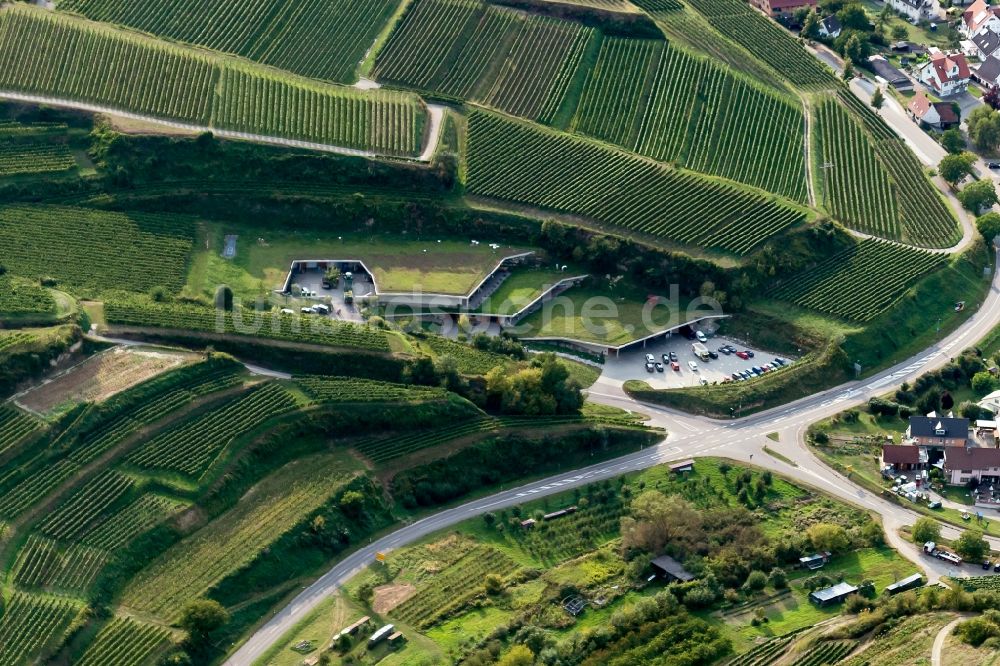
225;249;1000;664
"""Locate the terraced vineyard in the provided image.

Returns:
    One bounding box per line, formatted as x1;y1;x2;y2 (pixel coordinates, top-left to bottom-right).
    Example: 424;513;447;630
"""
104;298;393;351
76;616;172;666
12;536;110;592
686;0;836;89
0;121;76;177
775;239;946;321
214;67;426;156
813;97;959;247
126;382;298;477
0;592;81;664
0;404;40;457
726;635;793;666
423;335;514;374
466;110;807;255
0;6;429;155
0;276;56;317
297;376;448;403
0;331;38;353
391;545;521;628
960;576;1000;591
81;493;187;551
0;459;82;520
790;640;856;666
814;97;900;239
373;0;593;121
0;205;195;294
57;0;397;83
874;139;960;248
120;454;357;619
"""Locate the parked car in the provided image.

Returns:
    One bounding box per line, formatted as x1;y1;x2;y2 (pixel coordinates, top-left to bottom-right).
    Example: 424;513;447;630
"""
695;330;707;343
300;307;316;314
708;350;719;359
655;362;664;372
313;304;331;315
719;346;731;355
645;362;655;373
699;377;708;385
280;308;295;315
989;162;1000;169
668;351;678;362
984;560;992;570
745;350;755;358
645;353;656;363
773;357;787;366
735;351;750;360
662;353;670;363
671;361;681;371
688;361;698;372
731;372;740;380
994;562;1000;572
740;370;752;380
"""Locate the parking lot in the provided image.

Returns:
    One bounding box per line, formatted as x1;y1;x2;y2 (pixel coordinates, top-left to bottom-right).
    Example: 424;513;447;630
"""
602;332;792;389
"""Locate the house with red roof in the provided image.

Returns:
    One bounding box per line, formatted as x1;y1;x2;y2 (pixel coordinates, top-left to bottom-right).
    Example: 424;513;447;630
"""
750;0;816;16
917;51;971;96
881;444;927;472
944;446;1000;486
907;90;960;129
962;0;1000;38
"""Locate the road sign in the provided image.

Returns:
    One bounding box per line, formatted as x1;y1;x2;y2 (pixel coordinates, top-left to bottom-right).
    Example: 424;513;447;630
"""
375;552;386;562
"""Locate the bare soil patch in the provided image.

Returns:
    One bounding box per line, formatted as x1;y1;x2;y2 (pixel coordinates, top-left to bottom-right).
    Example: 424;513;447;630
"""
17;347;192;416
372;583;416;614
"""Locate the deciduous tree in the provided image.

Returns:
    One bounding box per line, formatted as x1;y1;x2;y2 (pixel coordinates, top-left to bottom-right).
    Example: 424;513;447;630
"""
911;517;941;544
959;179;998;214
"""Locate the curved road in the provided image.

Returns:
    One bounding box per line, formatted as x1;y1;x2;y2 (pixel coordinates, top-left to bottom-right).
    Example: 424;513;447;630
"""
226;247;1000;664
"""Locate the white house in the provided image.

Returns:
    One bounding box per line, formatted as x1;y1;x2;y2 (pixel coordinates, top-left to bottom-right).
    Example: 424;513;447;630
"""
918;51;972;96
978;388;1000;415
962;0;1000;38
944;446;1000;485
887;0;935;22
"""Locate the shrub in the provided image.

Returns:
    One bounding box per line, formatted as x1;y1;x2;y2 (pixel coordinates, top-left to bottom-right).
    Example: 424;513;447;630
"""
769;567;788;589
743;570;767;592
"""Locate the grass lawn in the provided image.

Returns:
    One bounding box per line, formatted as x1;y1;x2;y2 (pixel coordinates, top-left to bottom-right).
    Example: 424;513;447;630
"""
474;266;581;316
184;222;529;300
516;283;701;346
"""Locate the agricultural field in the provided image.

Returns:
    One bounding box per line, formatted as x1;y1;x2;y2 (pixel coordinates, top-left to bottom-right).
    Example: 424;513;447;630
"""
0;276;57;321
420;335;516;375
0;5;429;155
16;348;192;418
775;239;946;321
373;0;594;122
465;110;808;256
686;0;837;89
0;120;76;177
57;0;398;84
813;97;960;247
0;403;41;458
119;452;363;620
103;297;394;352
296;375;449;404
0;205;195;295
0;592;83;664
76;616;173;666
125;381;299;478
574;37;808;201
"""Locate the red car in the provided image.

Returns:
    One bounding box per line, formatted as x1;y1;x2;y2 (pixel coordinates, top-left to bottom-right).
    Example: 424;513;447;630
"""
735;351;750;360
670;361;680;371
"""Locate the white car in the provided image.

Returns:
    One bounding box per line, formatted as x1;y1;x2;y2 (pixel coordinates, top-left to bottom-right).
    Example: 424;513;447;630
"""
279;308;294;315
300;307;316;314
695;330;707;343
688;361;698;372
644;353;655;363
313;304;331;315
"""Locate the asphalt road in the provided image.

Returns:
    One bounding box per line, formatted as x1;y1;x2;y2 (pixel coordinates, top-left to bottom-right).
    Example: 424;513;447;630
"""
225;250;1000;664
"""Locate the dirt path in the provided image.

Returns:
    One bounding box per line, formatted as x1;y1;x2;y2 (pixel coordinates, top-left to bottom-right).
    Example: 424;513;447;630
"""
802;95;816;208
932;616;966;666
0;91;444;163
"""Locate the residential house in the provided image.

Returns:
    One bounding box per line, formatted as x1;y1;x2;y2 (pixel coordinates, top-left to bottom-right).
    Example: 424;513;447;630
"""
907;91;960;129
943;446;1000;485
972;29;1000;60
977;388;1000;415
869;55;913;90
750;0;816;15
962;0;1000;38
818;15;842;39
650;555;695;582
887;0;936;22
977;54;1000;87
809;582;859;606
917;51;972;96
906;415;970;447
881;444;928;471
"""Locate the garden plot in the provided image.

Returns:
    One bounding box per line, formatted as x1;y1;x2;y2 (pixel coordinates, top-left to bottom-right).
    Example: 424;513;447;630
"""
16;347;194;417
